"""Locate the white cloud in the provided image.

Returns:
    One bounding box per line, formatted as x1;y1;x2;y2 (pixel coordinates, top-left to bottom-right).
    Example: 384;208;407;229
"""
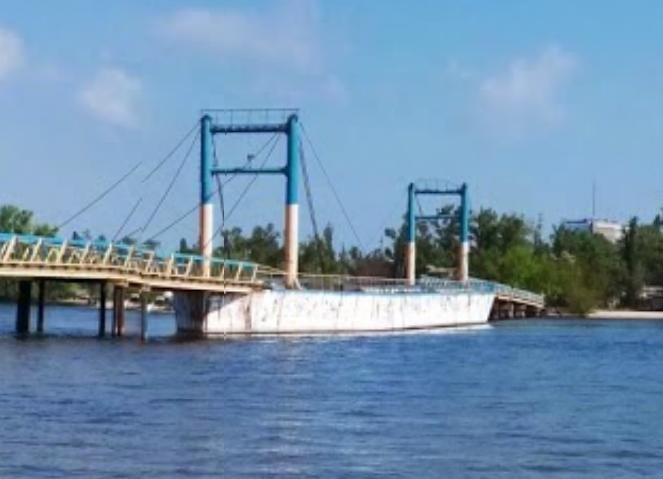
159;1;321;72
478;46;577;133
79;68;142;127
0;27;25;80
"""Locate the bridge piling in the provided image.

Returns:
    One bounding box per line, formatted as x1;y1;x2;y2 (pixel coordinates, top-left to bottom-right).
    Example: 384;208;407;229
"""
140;292;148;342
37;279;45;333
111;288;117;337
16;280;31;334
98;282;106;338
112;286;126;337
117;288;125;336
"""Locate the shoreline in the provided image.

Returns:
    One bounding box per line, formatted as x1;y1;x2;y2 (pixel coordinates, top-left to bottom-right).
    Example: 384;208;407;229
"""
586;310;663;320
0;298;173;314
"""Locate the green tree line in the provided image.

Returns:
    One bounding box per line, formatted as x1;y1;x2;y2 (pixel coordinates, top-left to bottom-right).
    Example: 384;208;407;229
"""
2;203;663;314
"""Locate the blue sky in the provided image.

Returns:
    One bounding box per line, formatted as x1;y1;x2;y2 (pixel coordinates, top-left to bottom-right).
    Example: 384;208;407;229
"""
2;1;663;251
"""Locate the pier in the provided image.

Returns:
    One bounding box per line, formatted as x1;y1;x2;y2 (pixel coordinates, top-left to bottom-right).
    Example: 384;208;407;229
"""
0;110;545;338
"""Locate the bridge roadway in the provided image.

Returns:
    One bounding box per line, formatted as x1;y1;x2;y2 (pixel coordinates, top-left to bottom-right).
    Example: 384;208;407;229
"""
0;233;272;293
0;233;545;338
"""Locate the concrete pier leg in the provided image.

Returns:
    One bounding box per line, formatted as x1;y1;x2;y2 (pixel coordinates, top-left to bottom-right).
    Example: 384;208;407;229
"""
489;301;499;321
117;288;125;337
37;279;45;333
98;282;107;338
111;287;126;337
16;280;32;334
140;292;148;342
111;287;118;337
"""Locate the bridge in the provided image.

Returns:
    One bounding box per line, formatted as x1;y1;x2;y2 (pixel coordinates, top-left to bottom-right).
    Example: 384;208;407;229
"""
0;231;545;338
0;110;545;339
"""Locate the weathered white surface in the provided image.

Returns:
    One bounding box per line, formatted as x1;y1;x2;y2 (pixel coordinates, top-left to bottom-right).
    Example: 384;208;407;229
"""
174;289;495;336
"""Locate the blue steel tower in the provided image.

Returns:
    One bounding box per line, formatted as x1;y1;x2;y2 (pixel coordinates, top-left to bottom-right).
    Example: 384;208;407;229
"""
199;110;301;287
405;181;470;285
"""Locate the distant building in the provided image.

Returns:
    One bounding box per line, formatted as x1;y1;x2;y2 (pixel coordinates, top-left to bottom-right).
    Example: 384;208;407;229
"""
561;218;624;243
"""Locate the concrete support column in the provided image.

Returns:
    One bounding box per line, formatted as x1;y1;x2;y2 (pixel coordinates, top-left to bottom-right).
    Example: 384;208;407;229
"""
284;204;299;288
111;287;119;337
405;242;416;286
111;286;127;337
199;203;213;277
98;282;106;338
117;287;125;336
507;303;515;319
489;301;499;321
37;279;45;333
140;292;148;342
16;280;31;334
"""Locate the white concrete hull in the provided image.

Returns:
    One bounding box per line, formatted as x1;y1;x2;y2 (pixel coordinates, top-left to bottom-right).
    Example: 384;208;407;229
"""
174;289;495;336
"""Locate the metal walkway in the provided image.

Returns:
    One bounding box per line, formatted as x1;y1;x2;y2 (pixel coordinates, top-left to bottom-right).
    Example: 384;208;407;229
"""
0;233;270;293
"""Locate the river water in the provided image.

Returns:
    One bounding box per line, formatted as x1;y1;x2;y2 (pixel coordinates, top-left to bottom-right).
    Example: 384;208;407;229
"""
1;304;662;477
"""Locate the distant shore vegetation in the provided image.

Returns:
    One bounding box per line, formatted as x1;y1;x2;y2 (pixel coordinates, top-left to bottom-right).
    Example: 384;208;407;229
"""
1;203;662;315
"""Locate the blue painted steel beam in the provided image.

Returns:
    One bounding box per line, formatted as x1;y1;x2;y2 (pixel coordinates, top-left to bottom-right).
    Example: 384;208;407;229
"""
416;215;452;221
200;115;214;206
211;167;285;176
415;188;462;196
210;123;288;134
285;115;299;205
407;183;415;243
459;183;469;244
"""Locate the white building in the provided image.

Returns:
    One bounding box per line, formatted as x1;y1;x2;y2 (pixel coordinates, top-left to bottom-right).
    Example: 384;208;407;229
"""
561;218;624;243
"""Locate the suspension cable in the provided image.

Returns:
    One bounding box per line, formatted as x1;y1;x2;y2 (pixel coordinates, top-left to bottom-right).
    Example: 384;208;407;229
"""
144;134;280;246
300;122;365;250
57;121;200;232
57;162;142;229
138;131;199;240
369;190;405;251
300;141;326;272
212;137;226;229
141;200;203;244
112;197;143;242
201;136;281;252
142;121;199;183
416;196;425;217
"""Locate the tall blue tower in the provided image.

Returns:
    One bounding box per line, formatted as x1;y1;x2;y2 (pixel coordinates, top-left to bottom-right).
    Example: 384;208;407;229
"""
405;181;470;285
199;109;300;287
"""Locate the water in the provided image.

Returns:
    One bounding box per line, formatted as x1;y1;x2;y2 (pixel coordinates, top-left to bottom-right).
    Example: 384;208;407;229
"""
1;304;663;477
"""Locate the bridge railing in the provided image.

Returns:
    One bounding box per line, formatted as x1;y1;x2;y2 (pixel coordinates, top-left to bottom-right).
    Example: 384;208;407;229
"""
0;233;262;286
418;276;545;306
293;273;410;292
0;233;547;304
467;279;545;306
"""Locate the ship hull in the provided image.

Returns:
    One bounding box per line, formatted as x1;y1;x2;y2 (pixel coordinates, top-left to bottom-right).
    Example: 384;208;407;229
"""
174;289;495;336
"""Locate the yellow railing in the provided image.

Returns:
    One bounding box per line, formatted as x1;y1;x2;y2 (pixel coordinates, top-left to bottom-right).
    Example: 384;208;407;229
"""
0;233;264;287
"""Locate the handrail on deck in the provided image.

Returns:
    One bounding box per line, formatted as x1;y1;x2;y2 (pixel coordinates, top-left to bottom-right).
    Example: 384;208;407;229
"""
0;233;263;286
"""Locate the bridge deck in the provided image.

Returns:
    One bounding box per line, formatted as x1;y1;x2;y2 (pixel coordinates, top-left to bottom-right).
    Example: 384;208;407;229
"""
0;233;266;293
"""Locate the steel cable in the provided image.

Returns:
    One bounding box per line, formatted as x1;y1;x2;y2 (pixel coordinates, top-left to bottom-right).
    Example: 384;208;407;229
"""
300;122;365;250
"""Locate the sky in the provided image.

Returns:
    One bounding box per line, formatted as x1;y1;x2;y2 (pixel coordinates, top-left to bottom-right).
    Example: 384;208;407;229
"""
2;0;663;252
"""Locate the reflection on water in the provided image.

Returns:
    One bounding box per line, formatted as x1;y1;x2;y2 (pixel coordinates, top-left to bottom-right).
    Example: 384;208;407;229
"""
1;303;663;477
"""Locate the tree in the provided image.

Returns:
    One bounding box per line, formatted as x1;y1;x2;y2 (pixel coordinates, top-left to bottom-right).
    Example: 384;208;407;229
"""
620;217;644;307
0;205;57;236
0;205;59;300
